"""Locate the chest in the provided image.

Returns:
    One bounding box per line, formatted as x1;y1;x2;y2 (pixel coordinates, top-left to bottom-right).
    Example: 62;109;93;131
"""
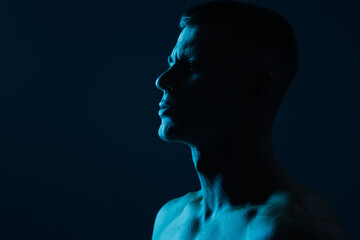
158;210;275;240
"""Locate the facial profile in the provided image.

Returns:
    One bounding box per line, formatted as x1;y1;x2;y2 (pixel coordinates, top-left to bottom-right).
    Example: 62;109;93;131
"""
155;25;255;147
155;1;299;148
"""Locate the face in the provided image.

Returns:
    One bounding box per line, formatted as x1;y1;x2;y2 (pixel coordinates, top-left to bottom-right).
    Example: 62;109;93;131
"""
155;25;255;147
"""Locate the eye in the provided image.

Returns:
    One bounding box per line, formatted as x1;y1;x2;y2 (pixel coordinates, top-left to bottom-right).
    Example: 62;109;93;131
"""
166;56;200;72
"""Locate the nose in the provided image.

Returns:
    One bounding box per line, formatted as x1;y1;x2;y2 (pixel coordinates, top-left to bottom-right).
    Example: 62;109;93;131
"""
155;67;176;92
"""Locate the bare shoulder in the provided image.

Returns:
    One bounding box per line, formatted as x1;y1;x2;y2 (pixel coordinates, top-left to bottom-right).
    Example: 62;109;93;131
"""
152;191;201;239
254;190;349;240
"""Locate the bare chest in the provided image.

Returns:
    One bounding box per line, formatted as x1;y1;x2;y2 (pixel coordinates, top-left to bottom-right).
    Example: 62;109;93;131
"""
158;209;275;240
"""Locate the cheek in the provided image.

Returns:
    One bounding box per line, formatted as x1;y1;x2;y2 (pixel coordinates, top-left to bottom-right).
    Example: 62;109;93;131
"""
184;89;234;127
182;72;244;121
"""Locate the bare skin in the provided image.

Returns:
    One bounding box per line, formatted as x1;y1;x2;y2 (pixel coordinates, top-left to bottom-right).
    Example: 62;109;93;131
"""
153;190;347;240
153;24;349;240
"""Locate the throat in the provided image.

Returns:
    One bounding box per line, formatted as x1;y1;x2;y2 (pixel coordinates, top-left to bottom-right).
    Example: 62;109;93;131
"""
191;144;290;217
199;176;231;221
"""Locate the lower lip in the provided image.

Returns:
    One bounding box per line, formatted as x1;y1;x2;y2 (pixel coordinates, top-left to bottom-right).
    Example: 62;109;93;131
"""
158;108;175;117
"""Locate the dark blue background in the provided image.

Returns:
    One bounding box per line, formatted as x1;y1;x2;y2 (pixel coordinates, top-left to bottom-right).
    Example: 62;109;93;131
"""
0;0;358;239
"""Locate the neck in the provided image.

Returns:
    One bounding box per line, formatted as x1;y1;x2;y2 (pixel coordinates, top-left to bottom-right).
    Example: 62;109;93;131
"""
189;133;294;222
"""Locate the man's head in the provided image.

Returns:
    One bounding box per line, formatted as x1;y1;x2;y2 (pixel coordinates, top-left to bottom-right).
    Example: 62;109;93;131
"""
156;1;298;147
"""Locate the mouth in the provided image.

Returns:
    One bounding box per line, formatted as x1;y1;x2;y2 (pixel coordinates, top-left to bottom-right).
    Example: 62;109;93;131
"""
158;108;170;116
159;102;169;109
159;101;176;109
158;106;177;117
158;101;178;117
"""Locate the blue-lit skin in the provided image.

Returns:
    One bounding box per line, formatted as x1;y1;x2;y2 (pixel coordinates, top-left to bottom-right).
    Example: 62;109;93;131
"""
153;25;348;240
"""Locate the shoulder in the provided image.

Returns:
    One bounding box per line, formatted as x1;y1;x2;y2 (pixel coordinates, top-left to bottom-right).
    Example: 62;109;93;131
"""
152;191;201;239
257;191;349;240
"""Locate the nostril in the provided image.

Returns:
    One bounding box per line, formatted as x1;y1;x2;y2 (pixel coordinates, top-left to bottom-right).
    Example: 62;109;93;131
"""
155;70;174;92
162;85;173;92
155;77;171;91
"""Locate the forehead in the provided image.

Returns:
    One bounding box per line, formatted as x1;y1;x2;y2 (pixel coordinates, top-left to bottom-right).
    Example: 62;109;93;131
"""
170;25;230;61
170;26;200;60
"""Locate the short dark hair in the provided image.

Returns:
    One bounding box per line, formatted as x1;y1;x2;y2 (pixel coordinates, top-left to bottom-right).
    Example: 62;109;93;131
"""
180;0;298;104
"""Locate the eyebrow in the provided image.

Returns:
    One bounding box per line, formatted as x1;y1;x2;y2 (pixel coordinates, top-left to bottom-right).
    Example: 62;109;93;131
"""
167;46;201;67
167;51;195;65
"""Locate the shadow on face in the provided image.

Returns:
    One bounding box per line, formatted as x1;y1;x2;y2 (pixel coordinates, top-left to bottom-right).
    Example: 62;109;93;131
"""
155;25;263;147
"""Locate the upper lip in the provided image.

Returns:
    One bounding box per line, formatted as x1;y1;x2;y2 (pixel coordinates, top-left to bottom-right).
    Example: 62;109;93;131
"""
159;101;172;109
159;99;179;109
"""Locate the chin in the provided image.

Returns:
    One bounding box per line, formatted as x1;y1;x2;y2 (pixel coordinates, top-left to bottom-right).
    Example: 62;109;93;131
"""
158;121;179;142
158;117;231;147
158;119;190;143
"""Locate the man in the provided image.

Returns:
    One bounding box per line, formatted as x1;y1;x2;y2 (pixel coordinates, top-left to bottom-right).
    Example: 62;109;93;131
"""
152;1;349;239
